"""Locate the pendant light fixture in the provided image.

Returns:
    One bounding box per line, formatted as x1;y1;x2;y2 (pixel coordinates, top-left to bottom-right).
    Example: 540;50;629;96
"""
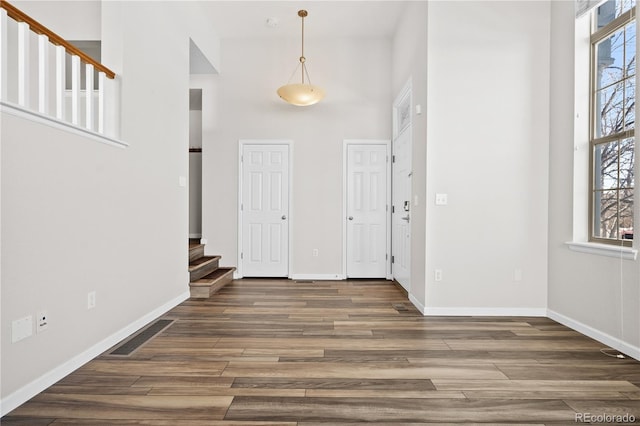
277;10;325;106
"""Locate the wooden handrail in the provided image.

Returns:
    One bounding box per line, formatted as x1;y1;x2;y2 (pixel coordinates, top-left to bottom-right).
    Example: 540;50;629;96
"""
0;0;115;79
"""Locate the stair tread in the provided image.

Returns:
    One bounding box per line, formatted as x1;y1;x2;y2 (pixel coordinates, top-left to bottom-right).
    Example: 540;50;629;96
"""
190;267;236;286
188;255;221;270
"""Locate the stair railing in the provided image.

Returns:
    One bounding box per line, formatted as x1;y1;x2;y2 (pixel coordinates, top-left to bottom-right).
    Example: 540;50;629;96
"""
0;0;116;135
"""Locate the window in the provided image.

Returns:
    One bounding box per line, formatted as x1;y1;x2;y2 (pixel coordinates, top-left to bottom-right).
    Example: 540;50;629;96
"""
590;0;635;245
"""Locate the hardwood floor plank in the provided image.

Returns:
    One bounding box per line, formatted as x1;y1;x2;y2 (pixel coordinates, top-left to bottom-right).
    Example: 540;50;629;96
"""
8;394;232;420
333;320;536;330
241;349;324;358
496;363;640;381
45;385;152;395
55;374;140;387
563;399;640;417
305;389;467;399
224;396;575;422
299;423;544;426
147;387;306;397
46;420;295;425
231;378;437;390
77;360;227;377
432;379;639;392
131;376;234;388
444;339;604;351
221;361;509;380
0;418;56;425
214;337;449;351
463;390;633;400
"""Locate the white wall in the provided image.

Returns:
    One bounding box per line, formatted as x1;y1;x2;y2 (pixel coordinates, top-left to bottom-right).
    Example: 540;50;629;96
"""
424;1;550;314
202;36;392;275
13;0;102;41
1;0;219;413
391;1;428;308
547;1;640;356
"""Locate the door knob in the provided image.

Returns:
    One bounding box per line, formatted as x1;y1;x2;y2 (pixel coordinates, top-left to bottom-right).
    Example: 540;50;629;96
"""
401;215;410;222
348;216;353;220
282;215;287;220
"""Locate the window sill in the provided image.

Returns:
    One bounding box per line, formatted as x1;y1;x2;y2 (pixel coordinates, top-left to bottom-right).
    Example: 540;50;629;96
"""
565;241;638;260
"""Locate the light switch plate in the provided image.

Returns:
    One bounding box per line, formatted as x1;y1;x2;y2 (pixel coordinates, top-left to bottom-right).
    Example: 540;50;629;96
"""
12;316;33;343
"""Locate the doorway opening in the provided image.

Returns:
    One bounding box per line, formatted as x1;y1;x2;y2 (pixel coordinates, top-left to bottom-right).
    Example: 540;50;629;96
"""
189;89;202;239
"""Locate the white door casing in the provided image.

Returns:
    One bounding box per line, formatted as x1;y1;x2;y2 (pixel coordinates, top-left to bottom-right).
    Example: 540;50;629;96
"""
239;142;290;277
344;141;391;279
392;80;412;291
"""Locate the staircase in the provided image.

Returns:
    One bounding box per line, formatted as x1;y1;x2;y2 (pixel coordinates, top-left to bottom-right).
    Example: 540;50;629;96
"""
189;239;235;298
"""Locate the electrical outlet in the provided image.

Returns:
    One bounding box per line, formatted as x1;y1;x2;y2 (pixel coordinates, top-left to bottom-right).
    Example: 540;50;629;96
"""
87;291;96;309
312;249;319;257
435;194;448;205
36;311;49;333
514;268;523;282
434;269;443;282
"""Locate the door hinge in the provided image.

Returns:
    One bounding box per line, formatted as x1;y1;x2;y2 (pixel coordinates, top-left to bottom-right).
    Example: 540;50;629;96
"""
240;155;243;163
386;254;388;260
391;255;395;263
241;203;243;211
240;252;243;259
392;205;395;213
392;155;396;163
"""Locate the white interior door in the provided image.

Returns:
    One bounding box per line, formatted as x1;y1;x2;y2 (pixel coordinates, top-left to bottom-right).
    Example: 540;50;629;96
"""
346;143;389;278
392;128;411;290
241;144;289;277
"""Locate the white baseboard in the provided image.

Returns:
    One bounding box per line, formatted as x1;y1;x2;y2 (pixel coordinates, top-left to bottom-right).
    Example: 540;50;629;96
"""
290;274;346;281
188;233;202;239
547;309;640;361
0;290;190;417
408;294;426;314
423;307;547;317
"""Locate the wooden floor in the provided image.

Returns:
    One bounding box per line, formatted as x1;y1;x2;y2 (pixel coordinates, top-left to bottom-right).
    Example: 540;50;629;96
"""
4;279;640;424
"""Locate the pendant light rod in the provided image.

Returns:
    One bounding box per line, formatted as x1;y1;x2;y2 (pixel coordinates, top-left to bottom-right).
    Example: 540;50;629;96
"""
299;10;307;84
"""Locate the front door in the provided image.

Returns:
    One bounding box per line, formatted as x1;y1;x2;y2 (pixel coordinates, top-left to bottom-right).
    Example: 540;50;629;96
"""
346;143;389;278
240;144;289;277
392;128;411;291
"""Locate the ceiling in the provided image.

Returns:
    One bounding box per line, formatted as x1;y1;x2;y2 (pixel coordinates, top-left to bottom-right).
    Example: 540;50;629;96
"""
197;1;409;39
